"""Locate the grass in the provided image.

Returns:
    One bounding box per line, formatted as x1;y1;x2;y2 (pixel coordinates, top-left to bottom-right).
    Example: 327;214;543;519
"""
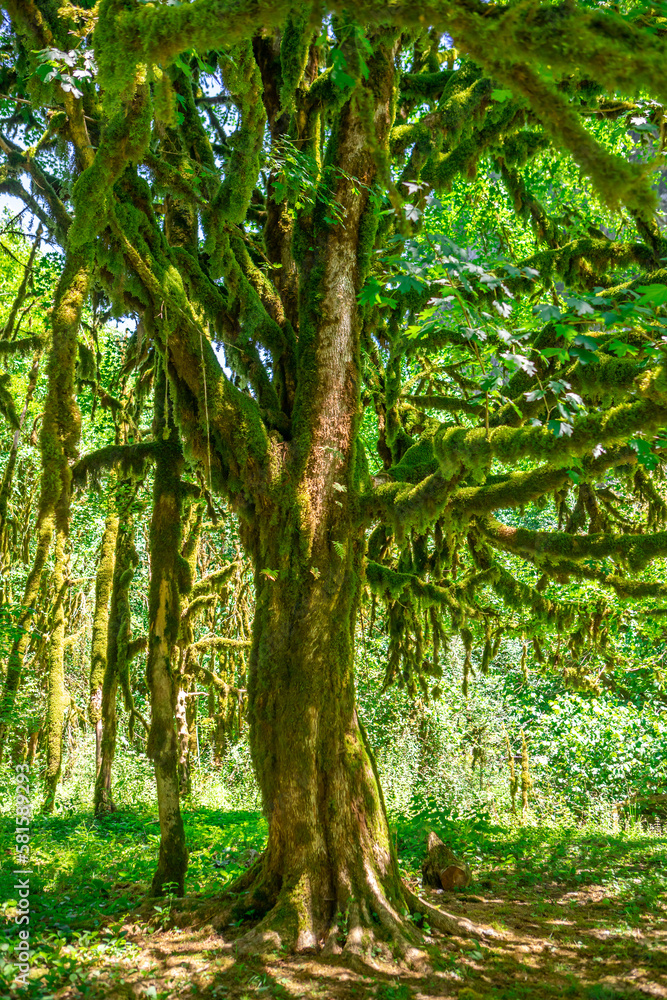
1;805;665;999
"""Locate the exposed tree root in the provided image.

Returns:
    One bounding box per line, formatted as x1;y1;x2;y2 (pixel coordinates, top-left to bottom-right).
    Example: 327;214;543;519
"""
404;884;502;941
215;858;499;963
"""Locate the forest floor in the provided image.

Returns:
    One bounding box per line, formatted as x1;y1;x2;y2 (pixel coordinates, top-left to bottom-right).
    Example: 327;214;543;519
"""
1;806;666;1000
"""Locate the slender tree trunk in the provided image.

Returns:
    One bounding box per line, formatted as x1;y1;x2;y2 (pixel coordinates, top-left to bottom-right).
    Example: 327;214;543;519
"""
0;349;42;603
27;729;38;766
89;510;119;775
0;517;54;763
175;681;191;797
95;492;138;813
186;686;198;772
146;358;188;895
95;661;119;814
0;253;89;768
42;529;68;813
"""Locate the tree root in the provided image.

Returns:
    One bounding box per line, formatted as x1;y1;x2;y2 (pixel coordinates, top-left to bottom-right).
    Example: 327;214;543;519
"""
404;884;502;941
218;860;500;962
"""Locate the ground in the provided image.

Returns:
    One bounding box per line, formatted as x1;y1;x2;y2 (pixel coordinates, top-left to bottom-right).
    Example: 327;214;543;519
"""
1;807;666;999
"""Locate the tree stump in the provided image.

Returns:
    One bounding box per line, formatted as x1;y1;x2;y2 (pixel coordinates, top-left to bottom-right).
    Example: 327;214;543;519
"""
421;831;471;890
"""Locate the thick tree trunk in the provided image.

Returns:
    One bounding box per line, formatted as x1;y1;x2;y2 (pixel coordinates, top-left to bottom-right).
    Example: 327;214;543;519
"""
146;358;188;896
228;520;417;957
89;510;119;775
231;526;488;956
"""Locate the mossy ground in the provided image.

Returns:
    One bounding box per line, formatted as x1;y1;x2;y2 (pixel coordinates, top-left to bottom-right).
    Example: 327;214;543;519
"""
1;808;665;999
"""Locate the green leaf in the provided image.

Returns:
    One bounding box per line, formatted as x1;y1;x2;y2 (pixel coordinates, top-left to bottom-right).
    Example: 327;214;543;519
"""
396;273;423;295
491;88;513;102
331;49;355;90
636;284;667;307
548;419;573;437
539;347;570;362
569;345;597;365
534;304;562;322
608;340;638;357
572;334;599;352
35;62;56;82
629;437;659;470
565;297;595;316
358;277;382;307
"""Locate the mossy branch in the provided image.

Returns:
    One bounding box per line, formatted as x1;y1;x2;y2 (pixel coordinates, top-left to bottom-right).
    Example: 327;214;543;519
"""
73;442;157;489
0;134;72;239
433;396;667;481
190;561;241;599
191;636;251;652
1;226;42;339
0;336;43;356
481;516;667;573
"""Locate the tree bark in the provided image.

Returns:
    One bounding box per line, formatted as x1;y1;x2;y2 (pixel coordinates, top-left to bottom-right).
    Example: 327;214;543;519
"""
175;681;192;797
234;524;422;956
89;509;119;776
0;348;42;604
94;502;138;813
0;253;89;769
42;529;68;813
146;357;188;896
231;524;493;955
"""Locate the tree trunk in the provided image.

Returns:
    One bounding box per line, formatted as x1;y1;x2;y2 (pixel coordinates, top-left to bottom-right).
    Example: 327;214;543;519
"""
228;515;414;956
0;348;42;603
94;499;138;814
231;521;485;956
0;253;89;766
94;656;119;814
146;357;188;896
42;530;68;813
175;681;192;797
89;509;119;775
186;687;198;775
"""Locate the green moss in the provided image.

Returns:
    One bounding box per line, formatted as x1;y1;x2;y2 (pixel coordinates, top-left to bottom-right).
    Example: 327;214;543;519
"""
70;84;151;246
89;511;119;725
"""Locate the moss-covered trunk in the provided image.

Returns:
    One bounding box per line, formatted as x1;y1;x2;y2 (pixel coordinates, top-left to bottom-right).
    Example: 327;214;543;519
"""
235;519;415;955
89;509;119;774
0;348;42;605
146;359;188;895
94;500;138;814
0;254;89;767
35;252;91;811
42;530;68;813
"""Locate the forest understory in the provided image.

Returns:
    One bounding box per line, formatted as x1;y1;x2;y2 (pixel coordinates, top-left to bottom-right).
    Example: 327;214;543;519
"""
2;802;666;1000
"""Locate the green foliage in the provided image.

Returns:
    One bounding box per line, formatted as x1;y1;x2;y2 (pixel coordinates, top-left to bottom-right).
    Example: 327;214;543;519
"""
3;0;667;962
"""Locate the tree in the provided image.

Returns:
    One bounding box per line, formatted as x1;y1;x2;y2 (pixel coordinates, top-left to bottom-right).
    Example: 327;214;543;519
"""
3;0;667;955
